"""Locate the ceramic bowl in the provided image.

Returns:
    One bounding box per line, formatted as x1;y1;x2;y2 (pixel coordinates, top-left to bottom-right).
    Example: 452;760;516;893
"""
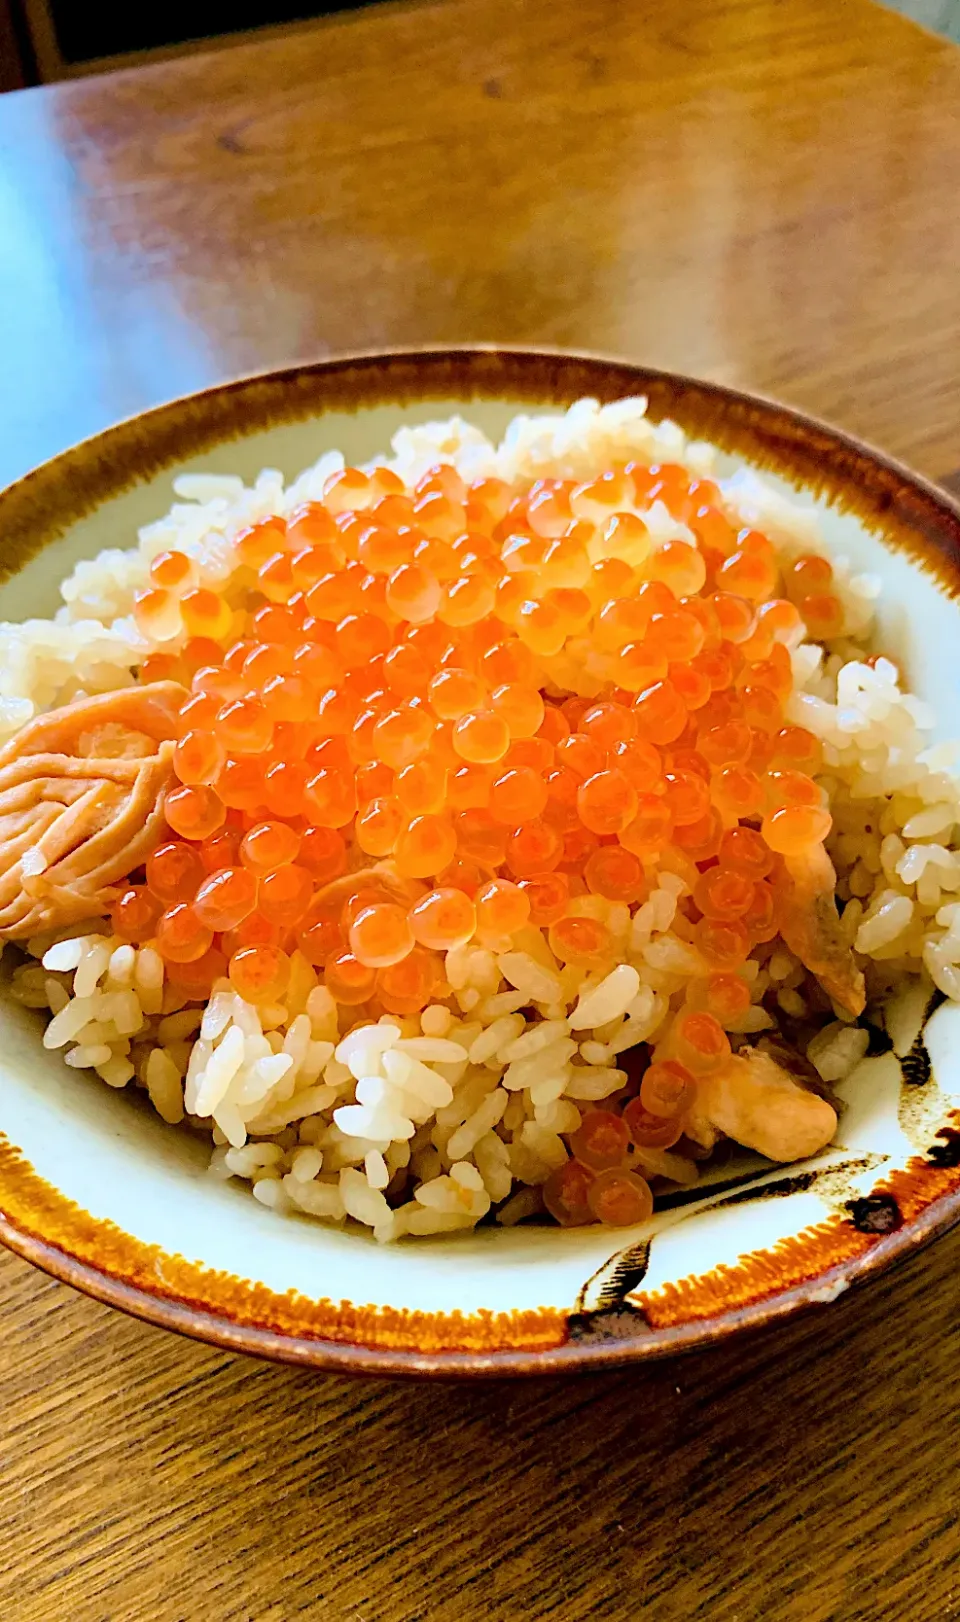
2;348;960;1378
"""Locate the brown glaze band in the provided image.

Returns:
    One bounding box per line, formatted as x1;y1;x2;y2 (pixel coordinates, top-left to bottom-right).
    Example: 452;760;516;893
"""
2;1131;959;1377
2;347;960;1377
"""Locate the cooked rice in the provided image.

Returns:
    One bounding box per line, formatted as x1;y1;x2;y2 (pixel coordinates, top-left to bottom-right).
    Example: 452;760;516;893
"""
3;394;960;1238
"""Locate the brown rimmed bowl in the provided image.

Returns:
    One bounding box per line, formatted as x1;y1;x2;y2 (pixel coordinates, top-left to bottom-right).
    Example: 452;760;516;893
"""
2;346;960;1378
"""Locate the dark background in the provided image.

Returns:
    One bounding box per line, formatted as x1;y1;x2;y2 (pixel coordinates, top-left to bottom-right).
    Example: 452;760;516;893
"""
0;0;376;85
48;0;371;63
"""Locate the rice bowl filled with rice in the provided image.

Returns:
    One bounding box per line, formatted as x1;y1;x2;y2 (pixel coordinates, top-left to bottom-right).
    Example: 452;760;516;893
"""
2;393;957;1247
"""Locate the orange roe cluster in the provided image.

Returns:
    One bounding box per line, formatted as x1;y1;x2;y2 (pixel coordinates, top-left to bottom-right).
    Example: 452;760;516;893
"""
123;464;837;1004
542;1056;696;1227
543;1010;742;1227
119;458;844;1220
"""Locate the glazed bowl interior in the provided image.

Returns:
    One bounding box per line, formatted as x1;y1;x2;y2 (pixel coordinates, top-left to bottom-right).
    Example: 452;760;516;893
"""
2;349;960;1376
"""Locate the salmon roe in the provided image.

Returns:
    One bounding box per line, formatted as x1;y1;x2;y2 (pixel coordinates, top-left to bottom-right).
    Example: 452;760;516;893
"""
112;449;853;1230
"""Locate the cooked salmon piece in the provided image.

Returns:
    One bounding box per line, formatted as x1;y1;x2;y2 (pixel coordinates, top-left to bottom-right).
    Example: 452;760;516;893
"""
776;842;866;1020
0;682;186;939
310;864;428;917
697;1045;839;1163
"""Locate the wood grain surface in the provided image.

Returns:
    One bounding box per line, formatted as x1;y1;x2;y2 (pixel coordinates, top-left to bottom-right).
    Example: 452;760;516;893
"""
1;2;960;1618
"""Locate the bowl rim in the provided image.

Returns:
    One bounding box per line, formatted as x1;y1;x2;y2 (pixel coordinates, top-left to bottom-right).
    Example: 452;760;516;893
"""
2;342;960;1378
2;1170;959;1377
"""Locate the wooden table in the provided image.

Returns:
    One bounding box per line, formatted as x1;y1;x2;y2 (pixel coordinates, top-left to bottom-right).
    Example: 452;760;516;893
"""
1;2;960;1616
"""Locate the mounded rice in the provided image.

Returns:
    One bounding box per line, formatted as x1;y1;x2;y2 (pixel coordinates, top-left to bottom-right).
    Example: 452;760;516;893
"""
4;395;960;1238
